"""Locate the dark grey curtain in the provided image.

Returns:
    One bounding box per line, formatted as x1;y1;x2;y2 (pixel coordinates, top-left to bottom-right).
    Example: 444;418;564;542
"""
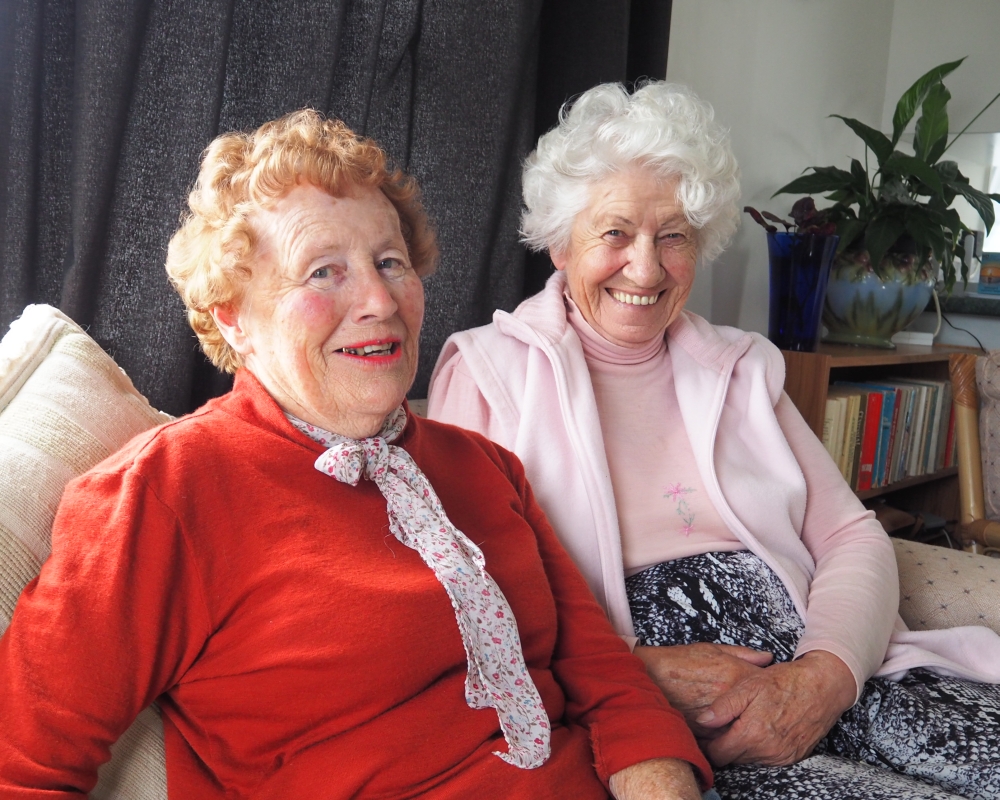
0;0;671;415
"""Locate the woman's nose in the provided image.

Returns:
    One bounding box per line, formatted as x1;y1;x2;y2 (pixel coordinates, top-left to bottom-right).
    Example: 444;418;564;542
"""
352;264;398;322
623;237;664;286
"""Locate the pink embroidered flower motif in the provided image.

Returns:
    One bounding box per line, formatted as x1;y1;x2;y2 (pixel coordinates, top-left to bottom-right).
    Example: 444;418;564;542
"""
663;483;692;502
663;484;696;536
288;408;551;770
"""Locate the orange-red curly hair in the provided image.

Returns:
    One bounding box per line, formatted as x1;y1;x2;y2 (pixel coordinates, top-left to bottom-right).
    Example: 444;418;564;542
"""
165;109;438;374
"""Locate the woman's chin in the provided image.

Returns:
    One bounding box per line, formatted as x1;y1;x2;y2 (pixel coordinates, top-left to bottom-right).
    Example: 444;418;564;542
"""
595;317;670;347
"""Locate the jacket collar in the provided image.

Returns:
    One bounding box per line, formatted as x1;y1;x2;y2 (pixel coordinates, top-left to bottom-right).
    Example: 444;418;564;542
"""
499;269;755;377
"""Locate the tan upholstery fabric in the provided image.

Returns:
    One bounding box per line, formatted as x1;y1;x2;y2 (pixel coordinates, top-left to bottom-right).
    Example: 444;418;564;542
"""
895;538;1000;634
976;352;1000;521
0;305;170;800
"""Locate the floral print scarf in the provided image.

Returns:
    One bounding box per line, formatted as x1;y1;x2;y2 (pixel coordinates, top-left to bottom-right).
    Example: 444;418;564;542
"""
287;406;551;769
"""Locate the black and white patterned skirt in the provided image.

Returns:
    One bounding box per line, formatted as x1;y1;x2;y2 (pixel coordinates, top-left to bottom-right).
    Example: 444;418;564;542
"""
626;551;1000;800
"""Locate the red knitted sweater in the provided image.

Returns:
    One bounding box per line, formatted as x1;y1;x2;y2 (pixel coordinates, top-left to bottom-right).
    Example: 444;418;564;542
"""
0;371;709;798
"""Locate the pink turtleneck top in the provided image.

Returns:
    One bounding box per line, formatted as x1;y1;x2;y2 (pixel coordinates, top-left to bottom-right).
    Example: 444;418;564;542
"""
564;298;745;575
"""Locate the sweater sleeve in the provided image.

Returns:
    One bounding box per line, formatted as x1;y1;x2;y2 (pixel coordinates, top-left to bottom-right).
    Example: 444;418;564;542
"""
497;448;712;789
0;463;213;796
778;393;898;695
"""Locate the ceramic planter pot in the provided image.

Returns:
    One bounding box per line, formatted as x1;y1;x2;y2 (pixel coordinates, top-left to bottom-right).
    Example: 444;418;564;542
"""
822;250;935;349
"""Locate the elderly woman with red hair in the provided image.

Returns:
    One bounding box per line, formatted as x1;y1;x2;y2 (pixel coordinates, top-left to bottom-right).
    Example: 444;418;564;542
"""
0;111;711;799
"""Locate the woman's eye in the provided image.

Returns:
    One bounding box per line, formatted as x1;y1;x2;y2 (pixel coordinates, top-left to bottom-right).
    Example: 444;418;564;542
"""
311;267;330;279
378;258;406;276
606;229;624;238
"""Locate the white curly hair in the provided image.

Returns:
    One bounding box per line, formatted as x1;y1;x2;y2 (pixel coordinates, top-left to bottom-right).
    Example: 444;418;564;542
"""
520;81;741;264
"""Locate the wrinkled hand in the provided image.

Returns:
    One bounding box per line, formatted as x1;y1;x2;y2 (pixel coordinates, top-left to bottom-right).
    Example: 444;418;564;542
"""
608;757;702;800
696;650;857;767
633;643;773;736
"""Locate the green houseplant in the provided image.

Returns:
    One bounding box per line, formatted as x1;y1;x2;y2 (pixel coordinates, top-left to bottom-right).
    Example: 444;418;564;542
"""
750;58;1000;347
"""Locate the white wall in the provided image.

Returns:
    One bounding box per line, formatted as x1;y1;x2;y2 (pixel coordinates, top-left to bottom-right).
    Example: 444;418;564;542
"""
667;0;1000;340
666;0;895;332
886;2;1000;244
884;1;1000;135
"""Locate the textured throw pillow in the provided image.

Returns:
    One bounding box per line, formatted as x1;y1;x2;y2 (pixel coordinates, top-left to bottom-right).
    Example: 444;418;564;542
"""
976;352;1000;521
895;538;1000;634
0;304;171;800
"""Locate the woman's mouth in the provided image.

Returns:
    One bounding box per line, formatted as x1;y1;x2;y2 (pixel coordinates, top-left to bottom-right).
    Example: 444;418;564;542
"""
335;340;402;360
609;289;662;306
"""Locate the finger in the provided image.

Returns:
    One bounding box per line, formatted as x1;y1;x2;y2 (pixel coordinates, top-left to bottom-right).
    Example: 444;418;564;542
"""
702;725;748;767
726;647;774;667
696;681;758;729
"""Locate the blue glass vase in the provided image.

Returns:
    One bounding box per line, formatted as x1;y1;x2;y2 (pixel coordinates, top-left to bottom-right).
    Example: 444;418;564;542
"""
767;232;839;352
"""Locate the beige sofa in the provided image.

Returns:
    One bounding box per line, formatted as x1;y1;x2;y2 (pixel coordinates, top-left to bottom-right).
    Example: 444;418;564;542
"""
3;304;1000;799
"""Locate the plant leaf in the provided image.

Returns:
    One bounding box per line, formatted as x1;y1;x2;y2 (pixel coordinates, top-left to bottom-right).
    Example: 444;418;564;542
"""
935;160;959;182
880;177;917;205
831;115;893;165
772;167;854;197
760;210;794;231
883;152;944;195
825;189;856;204
743;206;777;233
835;218;866;254
864;212;907;270
903;208;946;262
849;158;870;196
913;82;950;163
952;183;997;232
891;57;965;146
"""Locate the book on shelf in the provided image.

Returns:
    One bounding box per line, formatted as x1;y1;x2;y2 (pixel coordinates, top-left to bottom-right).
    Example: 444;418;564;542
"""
874;387;896;488
842;393;861;482
848;393;864;488
892;378;949;475
906;383;928;477
856;388;883;491
822;387;863;487
828;375;956;492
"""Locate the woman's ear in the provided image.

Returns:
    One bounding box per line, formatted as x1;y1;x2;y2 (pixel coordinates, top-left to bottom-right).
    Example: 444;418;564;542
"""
550;249;568;272
211;304;254;357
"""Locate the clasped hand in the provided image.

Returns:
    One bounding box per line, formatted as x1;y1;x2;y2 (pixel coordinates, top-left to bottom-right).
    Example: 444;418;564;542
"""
634;644;857;767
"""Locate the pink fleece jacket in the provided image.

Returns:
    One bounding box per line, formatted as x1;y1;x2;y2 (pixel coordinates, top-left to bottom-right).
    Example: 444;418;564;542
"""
428;271;1000;696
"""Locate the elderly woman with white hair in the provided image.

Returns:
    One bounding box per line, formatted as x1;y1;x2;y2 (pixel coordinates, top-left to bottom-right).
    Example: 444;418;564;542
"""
428;81;1000;799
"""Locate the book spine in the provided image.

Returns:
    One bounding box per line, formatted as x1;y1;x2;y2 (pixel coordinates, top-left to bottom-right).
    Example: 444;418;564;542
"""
857;392;883;491
882;390;901;487
842;395;861;484
822;399;837;459
925;383;944;473
873;390;895;488
897;388;914;482
850;397;865;489
908;388;927;477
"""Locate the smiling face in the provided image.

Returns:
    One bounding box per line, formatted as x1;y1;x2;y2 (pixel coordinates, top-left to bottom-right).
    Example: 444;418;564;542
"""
552;169;699;348
212;183;424;438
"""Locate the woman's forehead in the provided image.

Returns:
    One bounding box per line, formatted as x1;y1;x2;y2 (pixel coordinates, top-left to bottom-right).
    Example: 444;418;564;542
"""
246;184;404;279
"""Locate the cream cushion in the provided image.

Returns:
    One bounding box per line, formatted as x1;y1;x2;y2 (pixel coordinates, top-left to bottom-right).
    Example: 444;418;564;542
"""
895;538;1000;633
0;305;170;800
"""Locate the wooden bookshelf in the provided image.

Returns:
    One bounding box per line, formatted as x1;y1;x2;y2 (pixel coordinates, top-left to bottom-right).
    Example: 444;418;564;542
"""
782;343;978;517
